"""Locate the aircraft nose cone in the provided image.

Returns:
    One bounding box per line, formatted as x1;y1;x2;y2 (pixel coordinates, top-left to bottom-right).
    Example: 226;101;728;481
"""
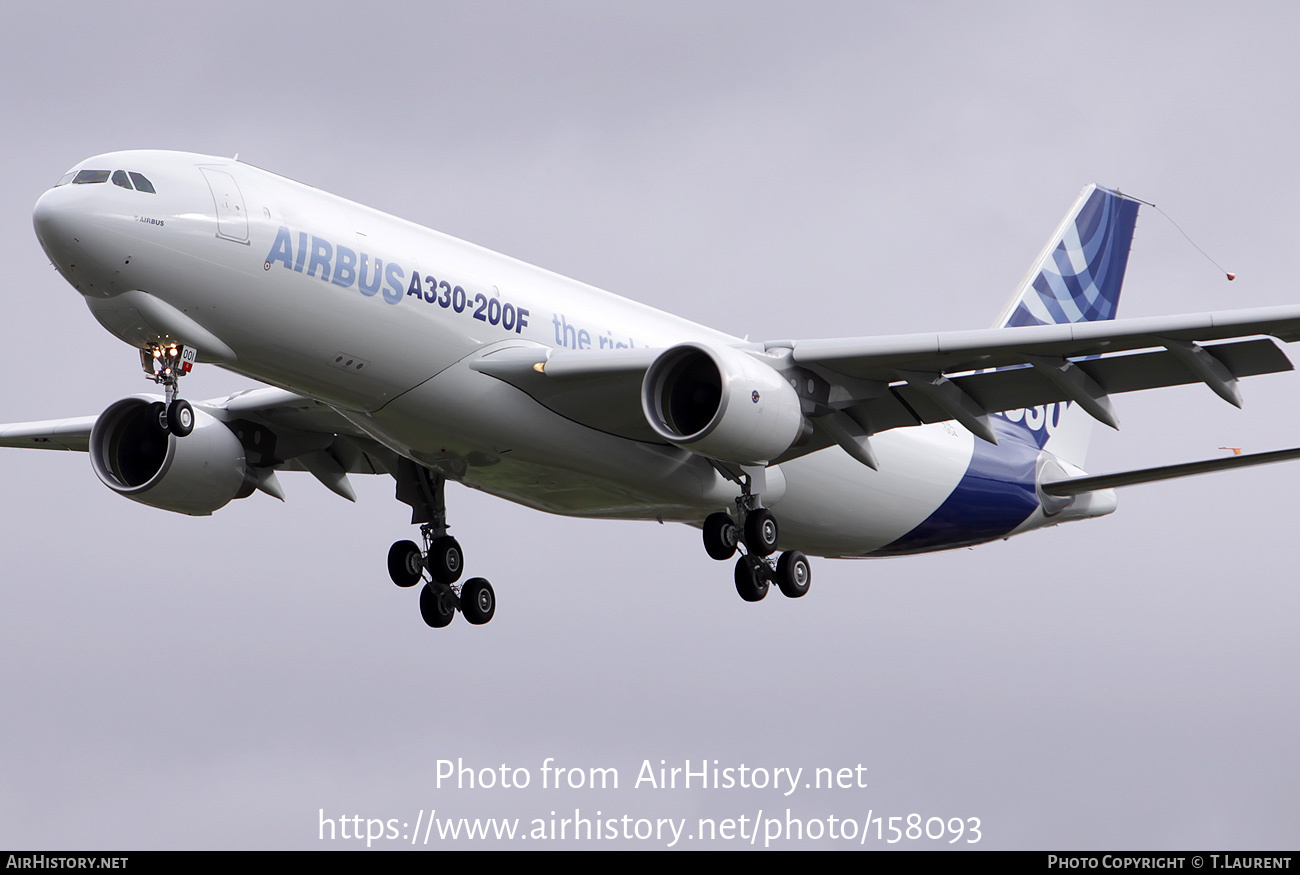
32;186;107;296
32;187;77;258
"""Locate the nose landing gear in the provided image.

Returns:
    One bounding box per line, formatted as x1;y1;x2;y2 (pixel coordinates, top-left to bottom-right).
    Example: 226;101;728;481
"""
140;343;195;437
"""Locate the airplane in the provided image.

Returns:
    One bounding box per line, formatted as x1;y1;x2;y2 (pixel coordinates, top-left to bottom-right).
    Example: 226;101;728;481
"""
8;149;1300;629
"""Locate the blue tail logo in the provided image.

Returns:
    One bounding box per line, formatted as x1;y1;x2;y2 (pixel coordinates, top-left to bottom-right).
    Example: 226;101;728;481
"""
998;185;1140;329
995;185;1141;452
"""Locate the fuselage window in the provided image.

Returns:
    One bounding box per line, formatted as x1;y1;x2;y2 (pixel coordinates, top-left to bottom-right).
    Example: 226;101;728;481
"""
111;170;134;190
72;169;110;185
128;172;156;194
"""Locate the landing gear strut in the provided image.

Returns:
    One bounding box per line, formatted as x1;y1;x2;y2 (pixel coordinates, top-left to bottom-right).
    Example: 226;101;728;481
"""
140;343;196;437
388;460;496;628
705;470;812;603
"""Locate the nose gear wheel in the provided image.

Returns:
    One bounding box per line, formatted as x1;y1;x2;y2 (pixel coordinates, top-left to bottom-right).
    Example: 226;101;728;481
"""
140;343;197;437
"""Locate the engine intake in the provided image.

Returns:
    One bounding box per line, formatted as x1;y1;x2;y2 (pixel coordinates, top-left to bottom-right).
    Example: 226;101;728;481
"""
641;343;805;464
90;396;253;516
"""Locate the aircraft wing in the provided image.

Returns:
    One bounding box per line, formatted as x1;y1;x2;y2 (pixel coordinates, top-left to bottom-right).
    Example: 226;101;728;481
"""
781;304;1300;446
10;302;1300;482
0;388;398;501
0;416;99;451
778;304;1300;374
471;304;1300;455
1042;445;1300;495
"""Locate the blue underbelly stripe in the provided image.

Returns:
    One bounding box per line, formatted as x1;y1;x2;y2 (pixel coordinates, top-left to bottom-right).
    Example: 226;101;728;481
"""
871;419;1041;556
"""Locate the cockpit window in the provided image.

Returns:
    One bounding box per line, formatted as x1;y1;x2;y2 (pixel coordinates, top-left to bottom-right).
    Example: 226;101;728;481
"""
128;172;156;194
56;168;155;192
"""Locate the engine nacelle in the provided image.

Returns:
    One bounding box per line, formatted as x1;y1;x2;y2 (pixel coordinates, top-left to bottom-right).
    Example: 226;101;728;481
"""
641;343;806;464
89;396;252;516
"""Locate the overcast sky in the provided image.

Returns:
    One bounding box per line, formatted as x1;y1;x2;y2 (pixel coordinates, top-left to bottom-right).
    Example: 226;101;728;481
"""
2;1;1298;850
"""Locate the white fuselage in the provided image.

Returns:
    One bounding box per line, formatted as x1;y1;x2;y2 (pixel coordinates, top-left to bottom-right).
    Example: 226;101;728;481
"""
33;150;1093;557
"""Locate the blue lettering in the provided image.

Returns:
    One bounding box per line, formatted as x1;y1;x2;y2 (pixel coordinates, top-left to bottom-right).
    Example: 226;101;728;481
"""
332;245;357;288
294;232;308;272
406;271;423;300
264;225;294;269
357;254;382;296
306;236;333;281
384;262;405;304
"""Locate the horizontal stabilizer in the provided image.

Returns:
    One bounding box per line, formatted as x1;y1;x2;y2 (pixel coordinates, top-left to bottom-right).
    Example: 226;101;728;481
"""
1042;445;1300;496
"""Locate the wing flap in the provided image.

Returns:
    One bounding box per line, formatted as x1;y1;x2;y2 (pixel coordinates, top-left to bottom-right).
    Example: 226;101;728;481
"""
955;338;1288;415
835;337;1291;436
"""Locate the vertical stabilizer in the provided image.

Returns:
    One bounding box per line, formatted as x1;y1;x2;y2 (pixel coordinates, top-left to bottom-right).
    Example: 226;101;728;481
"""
993;185;1141;465
995;185;1141;329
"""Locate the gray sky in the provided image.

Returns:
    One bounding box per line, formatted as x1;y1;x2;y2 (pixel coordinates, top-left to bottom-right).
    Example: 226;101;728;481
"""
2;1;1298;849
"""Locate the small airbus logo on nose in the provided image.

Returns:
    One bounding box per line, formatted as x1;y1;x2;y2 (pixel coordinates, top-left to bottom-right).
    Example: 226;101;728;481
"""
752;390;760;403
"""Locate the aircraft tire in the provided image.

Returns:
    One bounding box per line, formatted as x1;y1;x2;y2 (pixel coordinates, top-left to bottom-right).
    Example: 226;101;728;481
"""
744;508;779;556
703;512;739;560
148;401;169;436
426;536;464;584
775;550;811;598
167;399;194;437
419;582;456;628
734;556;768;602
387;540;423;587
461;578;495;625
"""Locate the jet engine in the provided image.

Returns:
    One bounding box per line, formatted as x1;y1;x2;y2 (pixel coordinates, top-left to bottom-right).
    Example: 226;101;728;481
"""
641;342;807;465
89;396;254;516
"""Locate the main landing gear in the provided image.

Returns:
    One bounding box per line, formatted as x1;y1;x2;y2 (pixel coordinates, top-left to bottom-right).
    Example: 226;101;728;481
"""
702;490;812;604
388;461;496;628
140;342;196;437
387;528;495;628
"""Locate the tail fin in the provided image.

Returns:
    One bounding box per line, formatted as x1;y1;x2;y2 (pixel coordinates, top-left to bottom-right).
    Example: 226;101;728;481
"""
995;184;1141;329
994;185;1142;465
